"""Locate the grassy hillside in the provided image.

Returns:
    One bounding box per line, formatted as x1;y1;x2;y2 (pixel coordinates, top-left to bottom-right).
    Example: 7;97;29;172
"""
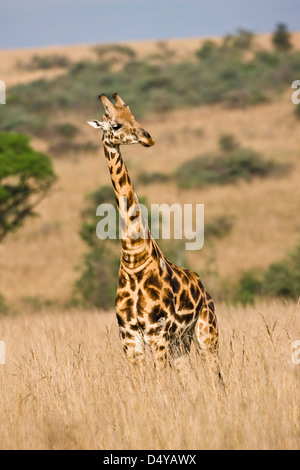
0;31;300;307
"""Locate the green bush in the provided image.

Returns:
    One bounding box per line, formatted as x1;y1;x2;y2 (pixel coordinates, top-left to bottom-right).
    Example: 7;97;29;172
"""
233;271;263;306
2;33;300;137
231;29;254;50
0;293;9;316
205;216;233;240
92;44;136;60
233;244;300;305
55;123;79;139
218;133;239;152
74;185;120;309
23;54;70;70
0;132;56;242
255;51;280;67
272;23;292;51
48;140;98;158
174;140;289;189
74;245;120;310
263;246;300;299
196;40;219;60
294;104;300;120
138;171;170;185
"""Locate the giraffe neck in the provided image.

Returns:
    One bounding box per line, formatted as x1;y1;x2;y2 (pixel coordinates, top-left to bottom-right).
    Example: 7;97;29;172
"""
102;135;152;272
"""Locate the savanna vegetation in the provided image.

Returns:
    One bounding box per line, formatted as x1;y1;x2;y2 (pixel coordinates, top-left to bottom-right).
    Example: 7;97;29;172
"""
0;25;300;311
0;26;299;450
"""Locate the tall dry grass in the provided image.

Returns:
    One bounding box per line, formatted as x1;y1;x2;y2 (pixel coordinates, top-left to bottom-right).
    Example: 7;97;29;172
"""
0;301;299;450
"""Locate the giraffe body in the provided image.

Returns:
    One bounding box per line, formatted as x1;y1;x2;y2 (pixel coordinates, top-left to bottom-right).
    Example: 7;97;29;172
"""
88;93;223;382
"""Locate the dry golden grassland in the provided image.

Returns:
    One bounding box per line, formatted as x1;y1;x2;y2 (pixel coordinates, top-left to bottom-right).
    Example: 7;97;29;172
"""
0;301;299;450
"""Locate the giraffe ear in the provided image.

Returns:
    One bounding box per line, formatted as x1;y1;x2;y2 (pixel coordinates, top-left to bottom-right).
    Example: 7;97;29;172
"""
87;120;103;129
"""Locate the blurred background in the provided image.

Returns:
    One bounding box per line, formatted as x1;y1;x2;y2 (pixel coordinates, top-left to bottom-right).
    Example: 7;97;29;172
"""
0;0;300;314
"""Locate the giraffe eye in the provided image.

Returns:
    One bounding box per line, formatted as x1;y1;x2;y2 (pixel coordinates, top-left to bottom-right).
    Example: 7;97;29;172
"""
112;123;122;130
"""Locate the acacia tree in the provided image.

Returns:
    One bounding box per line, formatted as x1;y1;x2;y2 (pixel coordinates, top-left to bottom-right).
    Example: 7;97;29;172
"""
0;132;56;242
272;23;292;51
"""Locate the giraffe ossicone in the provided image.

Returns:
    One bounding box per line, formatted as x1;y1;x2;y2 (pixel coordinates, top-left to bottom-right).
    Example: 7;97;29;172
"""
88;93;224;386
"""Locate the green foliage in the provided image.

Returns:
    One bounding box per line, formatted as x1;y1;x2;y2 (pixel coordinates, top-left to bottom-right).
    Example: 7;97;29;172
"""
0;293;9;316
2;32;300;138
74;245;120;310
195;40;219;60
92;44;136;60
205;216;233;240
233;271;263;306
138;171;170;185
218;133;239;152
80;185;117;248
22;54;71;70
174;137;289;189
233;244;300;305
74;185;119;309
0;132;56;242
272;23;292;51
255;51;280;67
231;29;254;50
55;123;79;139
263;246;300;299
49;140;98;158
294;104;300;120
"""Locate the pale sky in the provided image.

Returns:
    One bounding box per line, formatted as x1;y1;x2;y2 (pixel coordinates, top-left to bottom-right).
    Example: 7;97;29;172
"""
0;0;299;49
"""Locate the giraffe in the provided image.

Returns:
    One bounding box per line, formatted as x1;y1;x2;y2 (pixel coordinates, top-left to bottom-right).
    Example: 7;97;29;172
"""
88;93;223;385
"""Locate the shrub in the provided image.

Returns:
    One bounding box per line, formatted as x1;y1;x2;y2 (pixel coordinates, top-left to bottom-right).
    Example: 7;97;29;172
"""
205;216;233;240
294;104;300;120
218;133;239;152
233;271;263;306
272;23;292;51
232;29;254;50
74;185;120;309
174;142;289;189
196;40;219;60
233;244;300;304
0;293;9;316
23;54;70;70
55;123;79;139
0;132;56;242
2;33;300;137
48;140;98;158
74;245;120;310
263;245;300;300
138;171;170;185
93;44;136;60
255;51;280;67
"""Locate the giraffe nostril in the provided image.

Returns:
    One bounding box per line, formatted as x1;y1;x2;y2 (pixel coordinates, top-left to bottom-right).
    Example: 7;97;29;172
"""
141;130;151;139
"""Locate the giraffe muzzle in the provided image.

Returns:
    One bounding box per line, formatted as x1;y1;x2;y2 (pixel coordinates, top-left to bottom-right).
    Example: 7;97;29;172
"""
138;130;155;147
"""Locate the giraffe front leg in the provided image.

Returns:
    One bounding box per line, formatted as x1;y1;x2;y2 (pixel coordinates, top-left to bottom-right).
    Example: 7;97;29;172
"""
116;308;146;367
147;335;169;371
119;326;146;367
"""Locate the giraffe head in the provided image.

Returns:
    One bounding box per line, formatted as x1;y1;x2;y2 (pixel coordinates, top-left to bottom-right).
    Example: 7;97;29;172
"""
88;93;155;148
